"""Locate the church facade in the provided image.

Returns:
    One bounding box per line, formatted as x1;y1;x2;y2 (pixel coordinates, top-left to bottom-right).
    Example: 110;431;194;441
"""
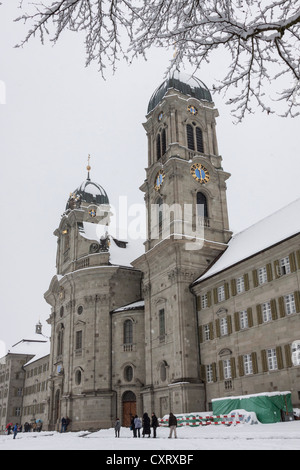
1;72;300;432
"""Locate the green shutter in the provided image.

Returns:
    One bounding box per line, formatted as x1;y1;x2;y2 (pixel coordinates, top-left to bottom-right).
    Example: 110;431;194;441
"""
224;282;230;300
227;315;232;334
238;355;244;376
230;357;236;379
252;352;258;374
266;263;273;282
218;361;224;381
212;362;217;382
215;318;220;338
278;296;285;317
284;344;292;368
276;346;284;369
207;291;212;307
289;252;297;272
252;269;259;287
213;288;218;304
234;312;240;331
271;299;278;320
199;326;203;343
247;307;253;327
294;291;300;313
200;364;206;381
209;322;214;340
256;304;263;324
274;260;280;279
261;349;268;372
296;250;300;270
197;295;202;311
244;273;250;291
231;279;237;296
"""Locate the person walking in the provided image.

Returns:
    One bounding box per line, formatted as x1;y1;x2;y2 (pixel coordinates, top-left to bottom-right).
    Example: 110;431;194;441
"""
168;412;177;438
134;415;142;438
151;412;159;438
114;418;121;438
130;415;136;437
142;412;151;438
13;423;18;440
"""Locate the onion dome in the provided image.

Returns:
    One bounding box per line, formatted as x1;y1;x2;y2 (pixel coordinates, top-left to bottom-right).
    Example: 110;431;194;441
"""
147;70;213;114
66;156;109;211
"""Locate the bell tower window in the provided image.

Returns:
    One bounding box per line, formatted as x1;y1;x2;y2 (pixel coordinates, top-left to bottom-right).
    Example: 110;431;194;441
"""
187;124;205;153
197;192;209;220
156;128;167;160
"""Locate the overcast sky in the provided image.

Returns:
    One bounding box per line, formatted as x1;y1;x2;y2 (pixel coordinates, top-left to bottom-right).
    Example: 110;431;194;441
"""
0;3;299;353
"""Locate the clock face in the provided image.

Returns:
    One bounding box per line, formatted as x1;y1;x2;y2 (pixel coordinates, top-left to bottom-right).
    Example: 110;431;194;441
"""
190;163;210;184
89;209;96;218
188;105;198;115
154;169;165;191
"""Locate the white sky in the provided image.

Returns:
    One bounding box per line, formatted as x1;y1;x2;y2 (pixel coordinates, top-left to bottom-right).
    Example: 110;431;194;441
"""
0;3;299;352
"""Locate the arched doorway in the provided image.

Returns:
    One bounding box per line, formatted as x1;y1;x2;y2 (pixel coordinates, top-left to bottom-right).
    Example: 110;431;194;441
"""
122;391;136;427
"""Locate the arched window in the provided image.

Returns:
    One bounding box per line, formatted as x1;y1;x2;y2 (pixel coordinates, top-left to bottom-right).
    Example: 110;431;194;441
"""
57;324;64;357
156;128;167;160
186;124;195;150
161;128;166;155
187;124;205;153
124;320;133;345
124;365;133;382
197;192;208;219
156;134;161;160
75;369;82;385
196;127;204;153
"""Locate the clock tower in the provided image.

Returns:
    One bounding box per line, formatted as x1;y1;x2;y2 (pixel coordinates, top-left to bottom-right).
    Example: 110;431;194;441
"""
133;71;231;415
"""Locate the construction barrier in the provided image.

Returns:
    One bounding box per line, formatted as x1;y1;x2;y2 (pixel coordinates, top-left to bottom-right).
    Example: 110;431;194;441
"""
159;413;244;427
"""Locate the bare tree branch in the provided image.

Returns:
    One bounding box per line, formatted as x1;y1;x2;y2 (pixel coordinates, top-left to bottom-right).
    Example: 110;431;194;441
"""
14;0;300;121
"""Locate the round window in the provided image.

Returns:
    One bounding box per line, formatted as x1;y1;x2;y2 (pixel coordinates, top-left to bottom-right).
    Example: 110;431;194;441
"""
77;305;83;315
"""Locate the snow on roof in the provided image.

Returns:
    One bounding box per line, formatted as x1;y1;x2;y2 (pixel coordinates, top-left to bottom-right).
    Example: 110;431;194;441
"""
79;221;145;268
23;340;50;367
212;391;291;402
112;300;145;313
195;198;300;283
9;334;50;362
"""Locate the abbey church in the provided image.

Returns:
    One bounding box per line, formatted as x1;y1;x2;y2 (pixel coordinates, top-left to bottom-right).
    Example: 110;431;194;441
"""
1;72;300;432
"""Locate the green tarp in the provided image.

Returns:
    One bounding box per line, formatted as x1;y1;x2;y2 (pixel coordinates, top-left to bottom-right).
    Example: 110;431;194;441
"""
212;391;293;423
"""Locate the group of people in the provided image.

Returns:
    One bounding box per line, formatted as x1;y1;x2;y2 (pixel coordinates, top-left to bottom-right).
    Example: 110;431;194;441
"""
114;412;178;439
6;420;43;438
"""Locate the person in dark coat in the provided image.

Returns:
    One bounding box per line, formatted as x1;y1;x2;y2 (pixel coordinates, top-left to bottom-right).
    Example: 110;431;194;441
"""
130;415;136;437
61;417;67;433
13;423;18;439
114;418;121;438
168;412;177;438
151;413;159;438
142;412;151;438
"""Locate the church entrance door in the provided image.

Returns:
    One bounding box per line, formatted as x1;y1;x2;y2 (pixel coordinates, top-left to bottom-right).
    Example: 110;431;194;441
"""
122;391;136;427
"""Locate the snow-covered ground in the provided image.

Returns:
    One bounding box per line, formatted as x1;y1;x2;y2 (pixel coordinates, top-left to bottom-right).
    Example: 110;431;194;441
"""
1;421;300;450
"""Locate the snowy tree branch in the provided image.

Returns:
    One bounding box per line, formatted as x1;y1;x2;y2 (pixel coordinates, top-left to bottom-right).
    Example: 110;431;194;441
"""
15;0;300;120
